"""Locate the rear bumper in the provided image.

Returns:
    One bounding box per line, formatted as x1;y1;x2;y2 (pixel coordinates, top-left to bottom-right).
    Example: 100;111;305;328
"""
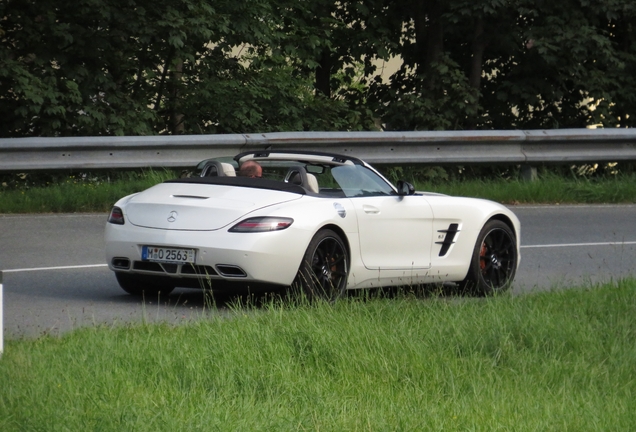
105;222;312;287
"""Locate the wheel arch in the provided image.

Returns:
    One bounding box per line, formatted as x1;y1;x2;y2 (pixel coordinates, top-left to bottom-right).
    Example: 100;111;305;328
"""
488;213;517;238
316;223;351;259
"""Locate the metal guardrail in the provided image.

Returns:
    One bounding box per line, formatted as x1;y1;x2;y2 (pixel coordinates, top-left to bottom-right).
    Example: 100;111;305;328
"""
1;129;635;171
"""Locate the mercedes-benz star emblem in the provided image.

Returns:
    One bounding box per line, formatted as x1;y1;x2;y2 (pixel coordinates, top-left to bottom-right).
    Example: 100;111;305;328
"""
167;211;178;222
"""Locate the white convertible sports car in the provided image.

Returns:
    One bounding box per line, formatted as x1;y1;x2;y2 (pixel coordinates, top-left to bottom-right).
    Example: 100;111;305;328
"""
105;150;520;299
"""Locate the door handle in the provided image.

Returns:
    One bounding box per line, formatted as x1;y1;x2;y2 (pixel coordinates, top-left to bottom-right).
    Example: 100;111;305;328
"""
363;205;380;214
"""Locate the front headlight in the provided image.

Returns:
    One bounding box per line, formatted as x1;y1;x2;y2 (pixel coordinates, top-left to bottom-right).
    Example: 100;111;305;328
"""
229;217;293;232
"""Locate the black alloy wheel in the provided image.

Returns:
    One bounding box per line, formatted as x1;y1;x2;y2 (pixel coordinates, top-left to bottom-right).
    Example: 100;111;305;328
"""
461;219;518;295
295;229;349;301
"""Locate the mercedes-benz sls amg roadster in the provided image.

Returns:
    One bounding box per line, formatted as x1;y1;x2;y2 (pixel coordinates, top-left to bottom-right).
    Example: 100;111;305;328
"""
105;150;520;299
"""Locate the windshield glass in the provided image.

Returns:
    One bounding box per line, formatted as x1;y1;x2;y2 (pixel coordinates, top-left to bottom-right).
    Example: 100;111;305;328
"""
327;165;395;197
195;158;395;197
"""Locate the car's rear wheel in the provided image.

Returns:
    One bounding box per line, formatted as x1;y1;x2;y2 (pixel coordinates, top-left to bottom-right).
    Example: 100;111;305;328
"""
460;219;518;295
294;229;349;301
115;273;175;297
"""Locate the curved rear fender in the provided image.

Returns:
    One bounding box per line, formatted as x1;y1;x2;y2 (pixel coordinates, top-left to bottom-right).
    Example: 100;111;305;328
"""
252;197;359;236
318;223;352;259
242;196;359;268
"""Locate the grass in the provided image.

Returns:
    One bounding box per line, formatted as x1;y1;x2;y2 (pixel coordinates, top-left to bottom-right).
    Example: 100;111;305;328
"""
0;169;178;213
1;280;635;431
1;169;636;213
422;173;636;204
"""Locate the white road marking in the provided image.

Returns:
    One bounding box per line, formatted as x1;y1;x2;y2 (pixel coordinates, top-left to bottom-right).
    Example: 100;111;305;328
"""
3;264;108;273
3;240;636;272
521;241;636;249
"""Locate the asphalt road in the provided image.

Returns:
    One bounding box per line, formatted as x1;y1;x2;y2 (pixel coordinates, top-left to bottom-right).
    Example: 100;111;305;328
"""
1;205;636;338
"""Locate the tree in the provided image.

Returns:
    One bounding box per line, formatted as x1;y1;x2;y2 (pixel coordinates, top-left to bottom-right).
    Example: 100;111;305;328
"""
0;0;373;137
1;0;635;137
479;0;636;129
360;0;636;130
1;0;161;136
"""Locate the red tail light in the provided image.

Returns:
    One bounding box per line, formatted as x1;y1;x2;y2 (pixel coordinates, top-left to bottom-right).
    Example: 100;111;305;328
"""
108;206;125;225
229;217;293;232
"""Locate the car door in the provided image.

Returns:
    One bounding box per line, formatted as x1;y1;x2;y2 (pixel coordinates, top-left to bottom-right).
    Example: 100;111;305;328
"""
351;195;434;270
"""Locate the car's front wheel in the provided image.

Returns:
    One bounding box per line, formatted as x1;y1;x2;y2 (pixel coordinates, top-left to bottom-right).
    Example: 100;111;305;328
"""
460;219;518;295
294;229;349;301
115;273;175;297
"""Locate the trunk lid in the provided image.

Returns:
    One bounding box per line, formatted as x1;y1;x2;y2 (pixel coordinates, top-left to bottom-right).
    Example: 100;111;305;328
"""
124;183;301;230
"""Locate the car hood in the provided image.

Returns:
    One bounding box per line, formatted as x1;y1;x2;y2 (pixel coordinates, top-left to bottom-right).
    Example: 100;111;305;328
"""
123;182;302;230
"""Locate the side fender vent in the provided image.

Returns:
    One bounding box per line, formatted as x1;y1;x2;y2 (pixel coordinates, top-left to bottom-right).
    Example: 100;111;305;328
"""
436;223;460;257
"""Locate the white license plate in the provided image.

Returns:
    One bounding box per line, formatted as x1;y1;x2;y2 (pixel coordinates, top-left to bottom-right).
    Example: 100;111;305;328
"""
142;246;195;263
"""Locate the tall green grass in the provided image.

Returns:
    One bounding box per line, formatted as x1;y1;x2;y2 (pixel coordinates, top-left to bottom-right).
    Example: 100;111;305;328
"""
1;280;635;431
0;169;178;213
421;172;636;204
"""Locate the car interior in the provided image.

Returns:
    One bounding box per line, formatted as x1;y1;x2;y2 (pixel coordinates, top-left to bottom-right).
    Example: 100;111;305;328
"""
199;159;321;193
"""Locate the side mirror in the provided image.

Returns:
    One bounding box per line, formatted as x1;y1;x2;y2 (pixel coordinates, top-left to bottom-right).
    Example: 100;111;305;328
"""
396;180;415;196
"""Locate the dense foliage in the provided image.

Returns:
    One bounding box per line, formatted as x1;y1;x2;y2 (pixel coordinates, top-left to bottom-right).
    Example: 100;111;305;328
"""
1;0;635;137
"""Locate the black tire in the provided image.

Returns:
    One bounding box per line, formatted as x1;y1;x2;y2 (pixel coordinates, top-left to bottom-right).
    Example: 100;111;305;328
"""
115;273;175;297
294;229;349;301
460;219;518;295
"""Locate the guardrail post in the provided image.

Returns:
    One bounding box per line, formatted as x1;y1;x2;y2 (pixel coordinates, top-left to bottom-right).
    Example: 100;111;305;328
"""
1;271;3;358
521;165;538;181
